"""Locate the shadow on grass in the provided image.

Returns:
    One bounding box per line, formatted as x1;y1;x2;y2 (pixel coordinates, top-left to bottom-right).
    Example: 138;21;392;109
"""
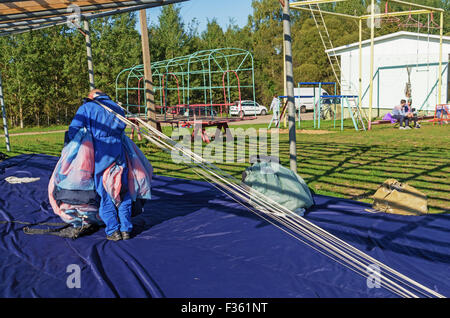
276;141;449;213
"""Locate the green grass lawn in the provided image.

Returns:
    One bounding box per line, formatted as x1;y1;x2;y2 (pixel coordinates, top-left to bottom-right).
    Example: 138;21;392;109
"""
1;120;449;214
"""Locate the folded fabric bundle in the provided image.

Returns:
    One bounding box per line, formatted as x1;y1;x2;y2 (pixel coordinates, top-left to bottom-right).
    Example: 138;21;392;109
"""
242;161;314;216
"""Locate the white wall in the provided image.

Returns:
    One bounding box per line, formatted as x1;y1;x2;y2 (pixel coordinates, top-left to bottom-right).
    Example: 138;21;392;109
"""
337;34;449;112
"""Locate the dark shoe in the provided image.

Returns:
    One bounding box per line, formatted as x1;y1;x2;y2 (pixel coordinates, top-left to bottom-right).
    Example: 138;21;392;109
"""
106;230;122;241
121;231;131;240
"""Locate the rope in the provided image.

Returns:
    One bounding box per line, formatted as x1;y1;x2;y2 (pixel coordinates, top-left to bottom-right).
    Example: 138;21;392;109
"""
91;99;445;298
4;176;40;184
0;219;100;239
0;219;69;235
0;220;66;226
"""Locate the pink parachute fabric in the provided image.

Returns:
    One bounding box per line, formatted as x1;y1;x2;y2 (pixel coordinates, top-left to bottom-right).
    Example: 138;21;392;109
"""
102;163;124;207
123;135;153;202
48;128;99;226
48;128;152;227
102;135;153;207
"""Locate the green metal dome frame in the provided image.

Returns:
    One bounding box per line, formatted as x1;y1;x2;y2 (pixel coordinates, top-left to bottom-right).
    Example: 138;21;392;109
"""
115;48;256;121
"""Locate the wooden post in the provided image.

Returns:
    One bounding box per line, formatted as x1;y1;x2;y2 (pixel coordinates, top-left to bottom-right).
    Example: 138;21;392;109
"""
438;11;444;105
84;19;95;91
358;18;363;116
0;72;10;152
283;40;287;128
139;9;156;128
282;0;297;172
368;0;375;130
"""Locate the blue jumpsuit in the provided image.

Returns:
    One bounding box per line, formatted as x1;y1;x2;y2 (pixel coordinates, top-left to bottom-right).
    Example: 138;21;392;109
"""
68;94;133;236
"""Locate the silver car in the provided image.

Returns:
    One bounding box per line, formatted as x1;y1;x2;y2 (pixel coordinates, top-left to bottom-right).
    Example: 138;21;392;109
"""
229;100;268;117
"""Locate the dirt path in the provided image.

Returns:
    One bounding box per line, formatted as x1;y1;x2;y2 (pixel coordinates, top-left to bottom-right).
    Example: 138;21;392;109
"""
278;129;335;135
0;130;67;137
228;111;314;126
0;111;316;137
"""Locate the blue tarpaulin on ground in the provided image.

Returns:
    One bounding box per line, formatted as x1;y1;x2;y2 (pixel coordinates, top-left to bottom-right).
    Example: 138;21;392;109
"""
0;154;449;298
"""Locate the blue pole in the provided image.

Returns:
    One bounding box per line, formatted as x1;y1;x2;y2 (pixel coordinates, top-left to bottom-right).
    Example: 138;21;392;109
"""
313;84;316;129
333;82;337;128
318;83;322;129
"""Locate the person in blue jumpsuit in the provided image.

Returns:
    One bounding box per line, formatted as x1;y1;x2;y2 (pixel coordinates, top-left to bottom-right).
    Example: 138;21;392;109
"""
68;89;132;241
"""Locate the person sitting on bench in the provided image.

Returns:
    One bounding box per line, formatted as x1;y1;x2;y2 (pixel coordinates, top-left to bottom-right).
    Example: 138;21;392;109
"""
392;99;409;129
403;99;420;129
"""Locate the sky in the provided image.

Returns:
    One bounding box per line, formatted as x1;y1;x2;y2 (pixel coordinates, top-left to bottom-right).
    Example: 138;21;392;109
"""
146;0;254;33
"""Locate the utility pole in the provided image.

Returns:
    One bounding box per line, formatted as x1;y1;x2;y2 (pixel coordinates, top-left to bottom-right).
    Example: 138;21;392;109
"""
139;9;156;128
368;0;375;130
282;0;297;172
83;19;95;91
438;11;444;105
283;40;287;128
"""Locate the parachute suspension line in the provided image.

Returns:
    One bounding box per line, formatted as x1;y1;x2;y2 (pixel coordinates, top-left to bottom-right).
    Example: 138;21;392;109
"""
199;168;441;298
92;100;445;298
190;168;426;298
187;160;437;298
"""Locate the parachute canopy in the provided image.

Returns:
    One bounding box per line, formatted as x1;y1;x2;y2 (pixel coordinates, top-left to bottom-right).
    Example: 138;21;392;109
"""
48;128;153;227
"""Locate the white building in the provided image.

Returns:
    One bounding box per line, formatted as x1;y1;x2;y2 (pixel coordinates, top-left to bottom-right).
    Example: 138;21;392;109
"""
327;31;450;114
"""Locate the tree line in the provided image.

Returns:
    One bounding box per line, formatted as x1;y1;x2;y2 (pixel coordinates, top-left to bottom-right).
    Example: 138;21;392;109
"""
0;0;448;128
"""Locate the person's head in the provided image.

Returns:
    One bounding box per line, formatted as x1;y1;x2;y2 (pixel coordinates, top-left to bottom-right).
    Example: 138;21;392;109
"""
88;89;103;100
408;99;412;106
400;99;406;105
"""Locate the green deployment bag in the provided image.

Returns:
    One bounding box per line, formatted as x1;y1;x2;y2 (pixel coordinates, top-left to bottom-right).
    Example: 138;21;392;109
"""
242;161;314;216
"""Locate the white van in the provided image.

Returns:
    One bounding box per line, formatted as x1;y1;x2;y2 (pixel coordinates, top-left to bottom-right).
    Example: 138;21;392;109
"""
293;87;330;113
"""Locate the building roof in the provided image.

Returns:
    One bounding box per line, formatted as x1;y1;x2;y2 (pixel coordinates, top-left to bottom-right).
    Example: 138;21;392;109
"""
326;31;450;56
0;0;188;37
